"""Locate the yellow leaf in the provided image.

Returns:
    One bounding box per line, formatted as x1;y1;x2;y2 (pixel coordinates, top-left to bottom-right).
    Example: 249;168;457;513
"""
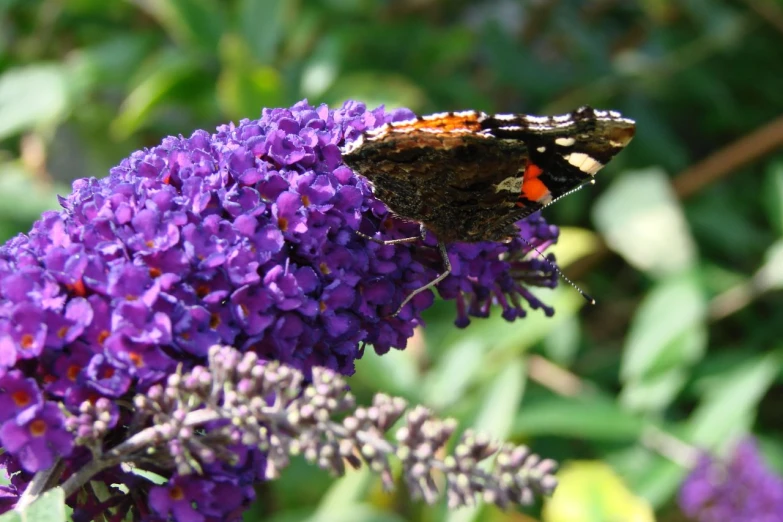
547;227;601;267
542;461;655;522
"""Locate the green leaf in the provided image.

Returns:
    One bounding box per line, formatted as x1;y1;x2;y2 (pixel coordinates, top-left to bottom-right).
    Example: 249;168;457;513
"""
110;50;196;139
443;359;526;522
471;357;526;438
300;35;341;99
239;0;289;62
0;161;64;242
351;342;419;398
619;451;686;509
754;238;783;293
709;238;783;320
543;314;581;367
687;187;769;261
312;468;371;513
420;289;583;411
420;335;487;409
71;35;155;87
762;161;783;235
303;469;407;522
126;466;168;485
263;455;332;516
621;275;707;382
306;505;404;522
217;35;284;118
547;226;602;268
617;344;780;510
620;328;705;412
593;167;697;277
427;286;586;362
138;0;225;54
0;487;67;522
514;396;646;441
687;349;783;446
326;72;426;113
0;64;70;140
620;275;708;413
444;503;482;522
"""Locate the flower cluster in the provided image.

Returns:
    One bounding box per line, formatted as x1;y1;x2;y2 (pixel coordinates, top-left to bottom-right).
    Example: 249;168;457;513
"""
679;438;783;521
60;345;557;519
0;100;560;518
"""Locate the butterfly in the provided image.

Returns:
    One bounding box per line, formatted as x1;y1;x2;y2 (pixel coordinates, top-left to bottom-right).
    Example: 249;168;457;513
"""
341;106;635;315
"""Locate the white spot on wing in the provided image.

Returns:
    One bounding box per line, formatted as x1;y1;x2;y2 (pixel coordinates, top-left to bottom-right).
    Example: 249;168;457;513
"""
524;115;550;124
565;152;586;167
555;137;575;147
582;157;604;175
537;146;546;152
565;152;604;175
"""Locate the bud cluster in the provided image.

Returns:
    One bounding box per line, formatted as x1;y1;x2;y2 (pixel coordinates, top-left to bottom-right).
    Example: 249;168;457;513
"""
60;345;556;511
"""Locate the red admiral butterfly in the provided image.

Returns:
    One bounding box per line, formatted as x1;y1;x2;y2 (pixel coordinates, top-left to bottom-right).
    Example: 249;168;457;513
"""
342;106;636;315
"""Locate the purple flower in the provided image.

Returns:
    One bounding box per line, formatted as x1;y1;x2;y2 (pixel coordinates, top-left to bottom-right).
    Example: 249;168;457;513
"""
149;474;249;522
436;213;559;327
0;451;31;492
149;476;208;522
0;402;73;473
0;485;20;514
0;370;43;424
0;99;562;516
43;341;93;398
0;451;27;514
679;438;783;521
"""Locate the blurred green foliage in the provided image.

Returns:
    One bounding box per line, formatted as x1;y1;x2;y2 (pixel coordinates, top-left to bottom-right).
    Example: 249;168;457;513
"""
2;0;783;520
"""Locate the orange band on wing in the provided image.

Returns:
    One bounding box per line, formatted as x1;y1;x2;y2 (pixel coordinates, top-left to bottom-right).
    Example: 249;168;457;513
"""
521;163;549;202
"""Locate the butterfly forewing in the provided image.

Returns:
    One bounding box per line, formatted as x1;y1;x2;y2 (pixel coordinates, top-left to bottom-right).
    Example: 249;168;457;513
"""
342;106;635;243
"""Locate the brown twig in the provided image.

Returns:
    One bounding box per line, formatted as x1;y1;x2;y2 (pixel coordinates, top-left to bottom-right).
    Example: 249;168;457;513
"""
672;112;783;199
527;354;586;397
741;0;783;36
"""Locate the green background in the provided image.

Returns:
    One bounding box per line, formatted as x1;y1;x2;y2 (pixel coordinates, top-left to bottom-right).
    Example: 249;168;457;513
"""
1;1;782;521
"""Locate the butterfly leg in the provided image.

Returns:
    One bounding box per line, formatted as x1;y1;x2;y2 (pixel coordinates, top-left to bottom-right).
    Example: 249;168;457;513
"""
391;240;451;317
356;224;451;317
357;223;427;245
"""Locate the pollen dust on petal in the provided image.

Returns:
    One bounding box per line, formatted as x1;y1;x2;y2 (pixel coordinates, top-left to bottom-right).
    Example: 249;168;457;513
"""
12;390;31;407
29;419;48;437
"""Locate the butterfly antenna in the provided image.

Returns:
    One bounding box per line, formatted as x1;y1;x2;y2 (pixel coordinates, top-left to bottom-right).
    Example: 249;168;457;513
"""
518;236;595;305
